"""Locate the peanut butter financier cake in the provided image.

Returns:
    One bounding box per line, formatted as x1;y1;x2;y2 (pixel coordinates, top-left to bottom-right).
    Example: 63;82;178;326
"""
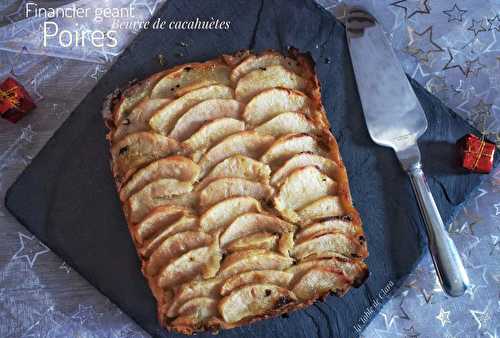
102;49;369;334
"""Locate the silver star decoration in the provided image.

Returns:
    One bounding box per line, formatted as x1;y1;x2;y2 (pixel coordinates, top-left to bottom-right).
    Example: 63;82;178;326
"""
390;0;430;19
442;4;467;23
71;304;102;325
12;232;49;268
470;302;492;330
488;15;500;31
436;307;451;326
425;76;448;95
443;47;469;76
468;18;487;36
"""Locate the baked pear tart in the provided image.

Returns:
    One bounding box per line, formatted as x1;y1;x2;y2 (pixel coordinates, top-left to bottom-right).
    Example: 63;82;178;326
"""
103;48;368;334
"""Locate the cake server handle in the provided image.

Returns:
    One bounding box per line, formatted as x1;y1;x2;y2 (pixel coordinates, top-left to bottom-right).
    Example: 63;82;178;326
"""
407;162;469;297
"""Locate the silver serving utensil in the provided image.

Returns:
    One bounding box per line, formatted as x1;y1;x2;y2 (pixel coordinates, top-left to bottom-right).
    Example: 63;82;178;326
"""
345;7;469;296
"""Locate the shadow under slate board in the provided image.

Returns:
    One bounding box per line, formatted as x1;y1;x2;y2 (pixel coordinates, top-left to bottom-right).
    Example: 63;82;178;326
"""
5;0;495;337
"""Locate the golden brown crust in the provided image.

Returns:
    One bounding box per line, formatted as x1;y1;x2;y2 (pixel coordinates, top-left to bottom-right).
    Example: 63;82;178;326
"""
102;48;368;335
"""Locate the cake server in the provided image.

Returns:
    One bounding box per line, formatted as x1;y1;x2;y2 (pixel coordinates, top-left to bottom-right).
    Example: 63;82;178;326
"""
345;7;469;296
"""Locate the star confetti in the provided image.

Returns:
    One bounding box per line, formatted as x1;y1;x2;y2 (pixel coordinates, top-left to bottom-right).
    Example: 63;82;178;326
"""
442;4;467;23
390;0;430;19
468;18;487;36
12;233;49;268
436;307;451;326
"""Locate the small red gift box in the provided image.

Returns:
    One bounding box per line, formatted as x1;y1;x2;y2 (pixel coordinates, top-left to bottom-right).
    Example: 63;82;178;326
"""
0;77;36;123
458;133;496;174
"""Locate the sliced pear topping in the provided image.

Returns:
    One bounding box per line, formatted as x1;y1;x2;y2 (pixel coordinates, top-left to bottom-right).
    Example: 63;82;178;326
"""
150;85;233;134
219;249;294;279
199;197;261;233
158;245;222;289
120;156;199;201
182;118;245;152
220;270;293;296
199;178;273;210
271;152;339;186
235;65;308;102
111;132;179;185
291;233;366;260
146;230;212;276
297;196;345;223
230;52;302;83
199;131;274;175
219;284;297;323
220;213;294;248
169;99;242;141
260;133;326;167
113;98;171;141
151;61;231;99
225;232;278;252
255;112;317;137
167;277;224;318
171;297;219;329
291;268;351;300
243;88;310;125
198;155;271;190
127;179;193;223
274;166;337;222
134;205;190;244
140;215;198;258
296;217;359;242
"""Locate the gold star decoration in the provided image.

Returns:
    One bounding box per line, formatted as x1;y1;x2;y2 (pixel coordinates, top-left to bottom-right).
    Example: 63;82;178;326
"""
390;0;430;19
488;15;500;31
405;26;444;62
436;307;451;326
468;18;487;36
442;4;467;23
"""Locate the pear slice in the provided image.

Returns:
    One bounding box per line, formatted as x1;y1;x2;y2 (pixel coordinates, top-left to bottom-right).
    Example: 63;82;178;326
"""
169;99;242;141
113;98;171;141
254;112;317;137
197;155;271;191
220;213;294;248
243;88;310;126
151;61;231;99
158;245;222;288
198;131;274;175
140;215;198;258
296;217;359;242
145;230;212;276
119;156;199;202
235;65;308;102
167;277;224;318
225;232;278;252
220;270;293;296
270;152;338;187
182;118;245;152
111;132;179;185
291;233;366;260
291;268;351;300
230;51;302;83
171;297;219;330
150;85;233;135
134;205;190;244
219;249;294;279
199;178;273;210
260;133;326;168
297;196;345;223
199;196;261;233
127;179;193;223
274;166;337;222
219;284;297;323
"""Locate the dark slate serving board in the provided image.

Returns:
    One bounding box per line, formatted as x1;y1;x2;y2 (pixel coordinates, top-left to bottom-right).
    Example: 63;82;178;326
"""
5;0;495;337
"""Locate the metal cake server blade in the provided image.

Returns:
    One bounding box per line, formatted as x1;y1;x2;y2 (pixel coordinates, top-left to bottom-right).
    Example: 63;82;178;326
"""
345;7;469;296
